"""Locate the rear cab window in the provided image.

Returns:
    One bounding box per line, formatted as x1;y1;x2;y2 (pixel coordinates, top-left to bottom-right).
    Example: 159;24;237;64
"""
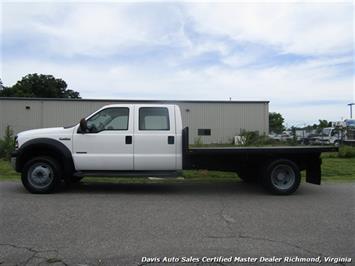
139;107;170;131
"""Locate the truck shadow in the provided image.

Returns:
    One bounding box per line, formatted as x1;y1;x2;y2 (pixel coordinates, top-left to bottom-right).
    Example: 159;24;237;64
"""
63;180;267;195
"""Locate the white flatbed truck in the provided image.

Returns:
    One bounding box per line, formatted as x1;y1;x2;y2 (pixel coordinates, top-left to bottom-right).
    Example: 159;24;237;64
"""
11;104;337;195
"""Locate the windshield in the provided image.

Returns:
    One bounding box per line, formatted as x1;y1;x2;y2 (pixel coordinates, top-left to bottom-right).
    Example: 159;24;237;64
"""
345;120;355;127
322;128;332;136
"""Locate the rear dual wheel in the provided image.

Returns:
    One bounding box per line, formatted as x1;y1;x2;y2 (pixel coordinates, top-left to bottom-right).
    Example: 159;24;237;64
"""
261;159;301;195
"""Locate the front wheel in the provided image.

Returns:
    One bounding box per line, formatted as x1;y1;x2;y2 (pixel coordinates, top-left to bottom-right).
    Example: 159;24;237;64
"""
21;156;62;194
261;159;301;195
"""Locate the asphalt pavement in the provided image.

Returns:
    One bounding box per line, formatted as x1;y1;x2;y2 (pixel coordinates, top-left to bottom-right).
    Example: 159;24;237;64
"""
0;181;354;266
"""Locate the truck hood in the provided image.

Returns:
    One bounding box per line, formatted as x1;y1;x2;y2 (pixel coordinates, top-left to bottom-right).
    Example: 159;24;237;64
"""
16;126;76;150
17;126;76;143
18;127;67;137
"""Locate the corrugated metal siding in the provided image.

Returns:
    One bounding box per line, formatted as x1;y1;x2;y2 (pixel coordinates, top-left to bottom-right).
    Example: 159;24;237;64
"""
179;102;269;144
0;99;268;144
0;100;42;136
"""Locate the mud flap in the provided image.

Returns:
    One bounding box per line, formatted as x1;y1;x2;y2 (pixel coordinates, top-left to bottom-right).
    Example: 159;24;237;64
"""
306;157;322;185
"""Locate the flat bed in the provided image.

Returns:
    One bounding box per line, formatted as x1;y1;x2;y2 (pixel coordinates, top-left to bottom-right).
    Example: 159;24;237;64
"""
182;127;338;194
188;146;338;154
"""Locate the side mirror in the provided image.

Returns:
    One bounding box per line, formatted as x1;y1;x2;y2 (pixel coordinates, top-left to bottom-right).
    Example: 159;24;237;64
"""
79;118;88;133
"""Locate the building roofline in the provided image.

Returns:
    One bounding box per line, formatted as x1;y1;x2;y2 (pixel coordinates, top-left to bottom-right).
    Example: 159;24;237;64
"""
0;97;269;104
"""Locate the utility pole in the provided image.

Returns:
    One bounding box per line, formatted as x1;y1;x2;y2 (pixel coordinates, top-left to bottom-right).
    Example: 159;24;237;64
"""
349;103;355;119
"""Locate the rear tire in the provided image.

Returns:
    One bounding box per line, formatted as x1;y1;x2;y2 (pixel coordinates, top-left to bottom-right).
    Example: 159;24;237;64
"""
261;159;300;195
21;156;62;194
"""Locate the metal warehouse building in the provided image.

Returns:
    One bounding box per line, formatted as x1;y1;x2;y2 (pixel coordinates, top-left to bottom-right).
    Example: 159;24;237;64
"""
0;98;269;144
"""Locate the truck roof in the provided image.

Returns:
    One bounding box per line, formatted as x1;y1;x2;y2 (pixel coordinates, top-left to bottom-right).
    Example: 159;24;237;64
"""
0;97;270;104
101;103;177;108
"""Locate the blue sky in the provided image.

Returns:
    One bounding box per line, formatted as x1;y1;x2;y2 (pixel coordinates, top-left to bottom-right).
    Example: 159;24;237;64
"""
1;1;354;125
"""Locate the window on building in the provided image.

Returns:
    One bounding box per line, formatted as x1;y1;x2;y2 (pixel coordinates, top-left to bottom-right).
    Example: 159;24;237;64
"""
198;129;211;136
139;107;170;130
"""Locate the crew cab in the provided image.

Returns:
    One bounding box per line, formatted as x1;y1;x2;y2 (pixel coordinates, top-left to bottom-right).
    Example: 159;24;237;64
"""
11;104;337;195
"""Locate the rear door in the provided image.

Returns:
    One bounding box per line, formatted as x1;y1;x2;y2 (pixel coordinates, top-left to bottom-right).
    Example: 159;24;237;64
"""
134;105;176;170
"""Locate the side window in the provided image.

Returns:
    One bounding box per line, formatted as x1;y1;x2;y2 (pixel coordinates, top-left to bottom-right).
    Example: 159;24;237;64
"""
331;130;339;137
139;107;170;130
87;108;129;132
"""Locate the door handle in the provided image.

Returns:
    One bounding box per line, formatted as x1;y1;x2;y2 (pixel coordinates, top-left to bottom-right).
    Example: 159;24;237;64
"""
168;136;174;144
125;136;132;144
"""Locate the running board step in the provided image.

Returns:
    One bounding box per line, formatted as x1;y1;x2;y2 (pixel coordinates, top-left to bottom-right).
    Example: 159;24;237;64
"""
74;171;181;178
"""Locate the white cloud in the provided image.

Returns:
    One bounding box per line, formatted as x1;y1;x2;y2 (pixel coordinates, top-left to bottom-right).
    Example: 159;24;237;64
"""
2;2;188;57
3;55;352;124
185;2;353;55
1;1;353;125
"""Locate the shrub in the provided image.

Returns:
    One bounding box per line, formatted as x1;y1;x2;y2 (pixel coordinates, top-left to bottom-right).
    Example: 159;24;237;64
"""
239;130;274;146
194;136;203;146
0;126;15;160
338;145;355;158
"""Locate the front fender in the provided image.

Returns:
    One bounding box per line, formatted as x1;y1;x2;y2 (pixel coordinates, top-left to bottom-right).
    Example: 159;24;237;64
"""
15;138;74;176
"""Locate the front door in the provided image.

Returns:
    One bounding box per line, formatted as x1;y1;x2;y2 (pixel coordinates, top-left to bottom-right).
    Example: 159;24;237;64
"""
72;106;134;170
134;105;176;170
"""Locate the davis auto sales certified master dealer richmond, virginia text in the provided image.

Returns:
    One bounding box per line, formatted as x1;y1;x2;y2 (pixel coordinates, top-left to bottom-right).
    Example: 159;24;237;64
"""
141;256;352;264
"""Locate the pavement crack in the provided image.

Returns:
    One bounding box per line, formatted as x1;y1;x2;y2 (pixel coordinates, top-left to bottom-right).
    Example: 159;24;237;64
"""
206;235;236;239
0;243;38;253
236;234;350;265
238;233;321;256
205;233;349;266
207;197;237;239
137;263;151;266
0;243;67;266
207;203;350;266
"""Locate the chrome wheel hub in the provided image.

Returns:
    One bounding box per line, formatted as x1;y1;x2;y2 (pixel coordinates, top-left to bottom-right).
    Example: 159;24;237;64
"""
28;163;54;189
271;164;295;190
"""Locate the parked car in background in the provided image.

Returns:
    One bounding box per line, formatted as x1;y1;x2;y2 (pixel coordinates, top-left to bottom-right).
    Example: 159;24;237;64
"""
308;127;341;146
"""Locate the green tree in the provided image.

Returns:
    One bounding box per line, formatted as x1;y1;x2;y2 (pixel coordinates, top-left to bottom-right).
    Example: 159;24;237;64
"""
0;74;80;98
269;112;285;134
318;119;331;128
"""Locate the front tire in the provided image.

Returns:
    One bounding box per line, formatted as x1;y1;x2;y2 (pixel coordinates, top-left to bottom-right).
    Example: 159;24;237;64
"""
261;159;301;195
21;156;62;194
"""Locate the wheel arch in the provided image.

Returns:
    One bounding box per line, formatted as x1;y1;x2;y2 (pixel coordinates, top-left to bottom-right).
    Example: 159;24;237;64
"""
16;138;74;177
